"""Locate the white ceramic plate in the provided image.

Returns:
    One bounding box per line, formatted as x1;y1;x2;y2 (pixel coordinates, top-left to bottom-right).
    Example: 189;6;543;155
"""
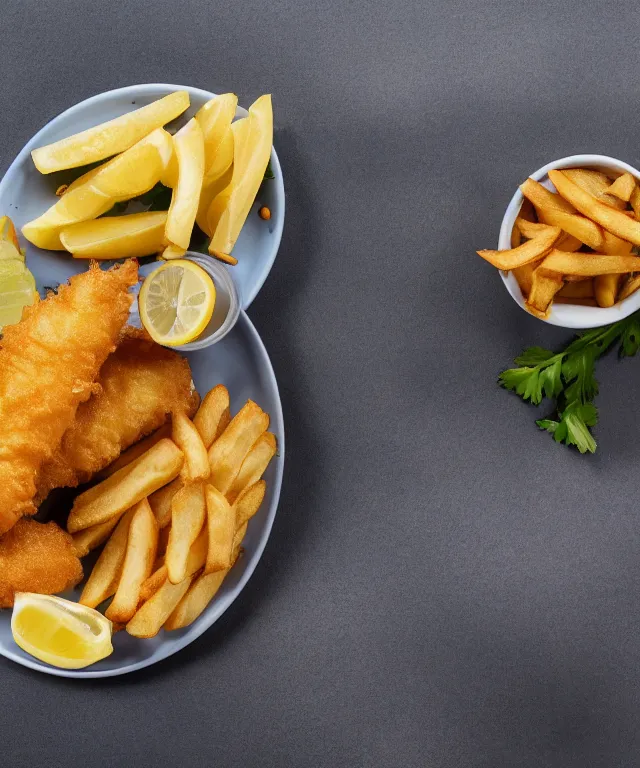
0;82;285;310
0;310;285;678
0;85;285;676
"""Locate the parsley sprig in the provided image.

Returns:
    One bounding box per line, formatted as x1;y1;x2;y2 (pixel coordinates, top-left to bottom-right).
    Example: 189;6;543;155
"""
500;313;640;453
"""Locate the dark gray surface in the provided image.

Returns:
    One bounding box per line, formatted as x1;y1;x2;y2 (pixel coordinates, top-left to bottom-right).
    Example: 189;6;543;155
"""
3;1;640;766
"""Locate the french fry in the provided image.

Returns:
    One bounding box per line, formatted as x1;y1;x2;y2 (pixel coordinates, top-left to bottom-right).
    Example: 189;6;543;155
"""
72;511;125;557
600;229;633;255
204;485;235;574
477;227;561;271
140;526;208;602
68;439;183;533
193;385;231;448
512;259;542;298
548;170;640;245
555;233;582;252
233;480;266;530
232;522;248;559
510;224;521;248
98;424;172;479
149;476;184;529
227;433;276;503
608;172;636;202
540;249;640;276
157;523;171;555
618;274;640;302
105;500;158;623
520;178;603;249
126;574;193;638
594;274;622;308
164;569;227;631
208;400;270;494
562;168;627;210
172;411;210;482
526;268;564;317
139;565;168;603
518;198;537;222
79;508;135;608
630;186;640;219
557;279;594;299
554;297;598;306
515;219;581;252
166;483;206;583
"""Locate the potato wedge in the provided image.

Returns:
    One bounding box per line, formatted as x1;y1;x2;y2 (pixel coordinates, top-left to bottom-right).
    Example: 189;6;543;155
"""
126;574;193;638
61;211;167;260
79;508;136;608
540;249;640;276
105;500;158;624
67;439;183;533
72;511;126;557
98;424;172;480
608;172;636;202
477;227;561;271
172;411;210;483
548;170;640;245
594;274;622;308
193;385;231;449
166;483;206;584
562;168;627;210
204;485;235;574
233;480;266;530
227;433;276;503
164;569;227;631
165;118;205;250
208;400;270;494
149;476;184;529
31;91;189;173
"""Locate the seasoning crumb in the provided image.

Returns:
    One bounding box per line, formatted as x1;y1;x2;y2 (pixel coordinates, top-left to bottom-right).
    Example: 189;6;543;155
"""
258;206;271;221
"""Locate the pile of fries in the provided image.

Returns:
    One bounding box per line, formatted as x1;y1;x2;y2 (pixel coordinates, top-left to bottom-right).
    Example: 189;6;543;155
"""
477;167;640;318
67;385;276;637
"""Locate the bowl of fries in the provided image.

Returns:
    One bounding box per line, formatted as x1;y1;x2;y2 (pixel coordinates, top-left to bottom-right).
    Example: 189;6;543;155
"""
480;155;640;329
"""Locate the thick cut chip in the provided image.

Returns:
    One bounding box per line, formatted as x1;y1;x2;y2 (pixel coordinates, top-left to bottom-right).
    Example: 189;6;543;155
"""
608;172;636;202
193;385;231;449
67;439;183;533
172;411;210;483
72;512;125;557
526;268;564;317
548;170;640;245
561;168;627;210
594;274;622;308
227;434;275;504
126;574;193;638
557;279;594;299
105;500;158;623
204;485;235;574
232;480;266;530
79;508;135;609
32;91;189;173
166;483;206;584
477;226;561;270
618;274;640;302
149;476;184;529
164;569;227;631
520;177;603;249
208;400;270;494
540;249;640;276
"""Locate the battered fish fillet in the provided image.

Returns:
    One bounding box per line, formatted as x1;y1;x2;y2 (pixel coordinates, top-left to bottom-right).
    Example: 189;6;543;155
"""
35;328;198;501
0;261;138;535
0;519;83;608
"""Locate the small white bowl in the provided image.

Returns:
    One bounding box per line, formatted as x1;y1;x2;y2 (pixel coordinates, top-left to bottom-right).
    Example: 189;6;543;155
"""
499;154;640;329
132;253;241;350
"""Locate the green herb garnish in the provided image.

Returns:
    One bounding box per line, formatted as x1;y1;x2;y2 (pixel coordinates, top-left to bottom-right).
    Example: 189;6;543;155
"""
500;313;640;453
263;159;274;180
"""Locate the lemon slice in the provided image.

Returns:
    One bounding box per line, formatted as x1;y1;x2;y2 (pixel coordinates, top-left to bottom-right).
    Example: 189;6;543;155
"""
0;260;37;332
11;593;113;669
139;259;215;346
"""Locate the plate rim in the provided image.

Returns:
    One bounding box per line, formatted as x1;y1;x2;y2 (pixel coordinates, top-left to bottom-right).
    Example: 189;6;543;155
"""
0;81;285;310
0;309;285;678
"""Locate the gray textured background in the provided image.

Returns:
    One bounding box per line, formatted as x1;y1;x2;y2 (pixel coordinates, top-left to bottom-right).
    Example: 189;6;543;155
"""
3;1;640;766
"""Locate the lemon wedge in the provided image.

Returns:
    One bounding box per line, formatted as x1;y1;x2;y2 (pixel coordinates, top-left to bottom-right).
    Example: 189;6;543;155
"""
139;259;215;346
0;260;37;331
11;593;113;669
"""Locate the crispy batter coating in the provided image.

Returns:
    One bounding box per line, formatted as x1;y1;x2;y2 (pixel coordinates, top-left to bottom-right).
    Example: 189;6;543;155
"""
0;519;83;608
0;261;138;535
36;327;198;500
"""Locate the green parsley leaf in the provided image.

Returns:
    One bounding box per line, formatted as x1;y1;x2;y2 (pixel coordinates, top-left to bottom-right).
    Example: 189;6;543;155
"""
514;346;555;366
263;159;274;180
